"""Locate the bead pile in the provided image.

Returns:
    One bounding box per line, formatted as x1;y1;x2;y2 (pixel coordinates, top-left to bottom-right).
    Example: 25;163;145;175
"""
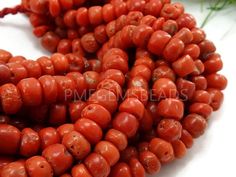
0;0;227;177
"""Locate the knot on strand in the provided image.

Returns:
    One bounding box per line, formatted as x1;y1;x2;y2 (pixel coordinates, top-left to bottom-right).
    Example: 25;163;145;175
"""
0;5;26;18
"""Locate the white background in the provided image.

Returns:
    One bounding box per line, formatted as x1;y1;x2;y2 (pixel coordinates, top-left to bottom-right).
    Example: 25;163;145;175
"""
0;1;236;177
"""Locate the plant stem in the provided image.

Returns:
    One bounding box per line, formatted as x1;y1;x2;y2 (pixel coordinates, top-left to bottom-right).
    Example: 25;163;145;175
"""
201;0;222;28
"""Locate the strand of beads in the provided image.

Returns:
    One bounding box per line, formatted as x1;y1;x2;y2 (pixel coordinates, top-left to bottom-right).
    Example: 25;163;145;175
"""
0;0;228;177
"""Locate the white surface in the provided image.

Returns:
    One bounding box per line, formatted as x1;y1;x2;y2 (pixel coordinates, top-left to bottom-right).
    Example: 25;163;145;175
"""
0;1;236;177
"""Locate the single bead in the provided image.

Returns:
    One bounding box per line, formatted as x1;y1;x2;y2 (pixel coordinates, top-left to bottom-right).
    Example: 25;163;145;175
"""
0;49;12;63
128;76;149;90
94;25;108;44
0;84;22;114
148;30;171;56
25;156;53;177
152;66;176;82
116;15;127;32
102;54;128;74
97;79;122;98
66;54;85;72
48;0;61;17
139;151;161;174
129;158;145;177
199;40;216;58
51;53;69;75
6;63;28;84
162;20;179;35
81;104;111;129
17;78;42;106
134;57;155;71
149;138;174;163
41;32;60;53
37;56;55;75
192;90;211;104
157;98;184;120
1;161;27;177
189;103;213;119
176;78;196;100
57;39;72;54
21;60;42;78
39;127;60;150
88;89;118;113
157;119;182;142
114;1;128;17
173;27;193;44
132;25;154;48
83;71;100;90
84;153;110;177
207;88;224;111
53;76;76;102
206;73;227;90
204;53;223;73
130;64;152;81
102;4;115;23
191;27;206;44
152;17;165;31
172;55;195;77
192;59;205;76
160;3;182;20
66;72;87;97
99;69;125;86
163;38;185;62
88;6;103;25
74;118;103;144
42;144;73;176
180;129;194;149
20;128;40;157
106;21;117;38
109;162;132;177
0;64;11;85
119;98;145;120
76;7;89;26
113;112;139;138
125;87;148;106
172;140;187;158
103;48;128;62
72;39;85;55
139;15;156;26
69;101;87;123
81;33;99;53
38;75;58;104
0;124;21;155
105;129;128;151
64;10;77;28
49;104;67;125
57;124;74;138
144;0;163;16
191;75;207;90
72;164;92;177
152;78;177;99
183;44;200;59
182;114;207;138
94;141;120;166
176;13;196;29
62;131;91;160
